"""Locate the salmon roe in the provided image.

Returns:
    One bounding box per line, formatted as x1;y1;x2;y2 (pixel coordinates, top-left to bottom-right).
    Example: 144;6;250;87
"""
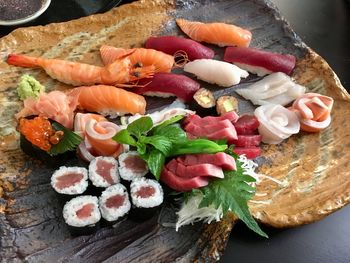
19;116;63;151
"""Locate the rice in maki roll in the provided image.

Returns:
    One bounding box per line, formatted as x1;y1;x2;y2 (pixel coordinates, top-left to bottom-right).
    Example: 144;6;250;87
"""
118;151;149;182
129;178;164;220
51;166;88;195
89;156;119;188
99;184;131;223
63;195;101;235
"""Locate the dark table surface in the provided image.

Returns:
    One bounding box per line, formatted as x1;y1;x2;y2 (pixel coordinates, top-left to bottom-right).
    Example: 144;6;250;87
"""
0;1;349;263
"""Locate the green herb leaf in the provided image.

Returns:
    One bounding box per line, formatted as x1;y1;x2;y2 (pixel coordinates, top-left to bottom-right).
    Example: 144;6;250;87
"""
136;141;147;155
49;122;82;156
127;117;153;136
153;124;187;143
170;139;227;156
197;158;267;238
142;135;173;156
112;129;136;146
146;149;165;180
151;115;184;134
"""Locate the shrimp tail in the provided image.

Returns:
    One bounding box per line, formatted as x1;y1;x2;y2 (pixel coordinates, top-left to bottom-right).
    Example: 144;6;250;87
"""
7;54;42;68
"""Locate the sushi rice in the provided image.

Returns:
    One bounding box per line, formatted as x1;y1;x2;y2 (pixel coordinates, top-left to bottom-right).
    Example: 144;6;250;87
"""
63;195;101;227
130;178;164;208
51;166;88;195
99;184;131;221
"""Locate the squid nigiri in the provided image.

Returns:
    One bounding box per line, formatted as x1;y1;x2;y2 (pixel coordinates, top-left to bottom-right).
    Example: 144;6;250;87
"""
176;18;252;47
184;59;249;87
134;73;200;102
99;46;176;73
224;47;296;76
235;72;305;106
75;85;146;117
145;36;215;61
291;93;333;132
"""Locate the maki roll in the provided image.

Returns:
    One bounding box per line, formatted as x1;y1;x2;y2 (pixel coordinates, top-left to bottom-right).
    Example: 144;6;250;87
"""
129;178;164;220
51;166;88;195
118;151;149;182
99;184;131;223
88;156;119;188
63;195;101;235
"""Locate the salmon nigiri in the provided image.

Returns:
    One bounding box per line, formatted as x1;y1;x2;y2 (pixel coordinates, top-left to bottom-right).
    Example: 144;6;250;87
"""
76;85;146;117
100;46;177;73
176;18;252;47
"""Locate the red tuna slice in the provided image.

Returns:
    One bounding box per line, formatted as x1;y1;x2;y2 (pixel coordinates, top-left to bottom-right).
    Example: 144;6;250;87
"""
123;154;148;173
231;135;262;147
233;146;261;159
177;152;236;171
184;119;234;134
135;186;156;198
134;73;200;103
76;203;94;219
183;112;239;126
234;115;260;135
145;36;215;61
55;173;84;190
105;194;125;208
175;162;224;179
185;124;237;142
96;159;115;185
160;168;209;192
224;46;296;75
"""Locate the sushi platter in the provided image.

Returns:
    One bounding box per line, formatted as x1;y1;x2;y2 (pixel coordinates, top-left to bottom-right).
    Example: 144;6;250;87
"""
0;0;350;262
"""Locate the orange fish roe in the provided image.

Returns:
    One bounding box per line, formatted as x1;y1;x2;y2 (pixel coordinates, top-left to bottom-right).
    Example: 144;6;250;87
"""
19;116;57;151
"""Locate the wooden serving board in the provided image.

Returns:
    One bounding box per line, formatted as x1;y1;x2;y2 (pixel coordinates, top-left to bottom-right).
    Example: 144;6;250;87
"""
0;0;349;262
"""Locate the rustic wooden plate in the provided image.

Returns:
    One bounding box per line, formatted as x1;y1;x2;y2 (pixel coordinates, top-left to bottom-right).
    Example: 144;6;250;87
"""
0;0;349;262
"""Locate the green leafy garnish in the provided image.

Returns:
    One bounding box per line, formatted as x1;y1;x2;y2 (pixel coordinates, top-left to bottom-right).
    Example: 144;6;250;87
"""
145;149;166;180
151;115;184;134
49;122;82;156
169;139;227;156
127;116;153;136
113;129;136;146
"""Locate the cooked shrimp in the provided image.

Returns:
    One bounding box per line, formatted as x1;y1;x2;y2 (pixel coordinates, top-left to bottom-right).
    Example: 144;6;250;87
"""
100;45;181;73
7;51;154;86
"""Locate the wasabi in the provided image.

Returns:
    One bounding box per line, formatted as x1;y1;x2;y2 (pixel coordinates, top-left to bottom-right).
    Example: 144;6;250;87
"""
17;75;45;100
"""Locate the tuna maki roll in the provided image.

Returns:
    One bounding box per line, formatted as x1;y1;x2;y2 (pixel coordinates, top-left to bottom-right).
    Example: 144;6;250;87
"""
89;156;119;188
99;184;131;223
129;178;164;220
51;166;88;195
118;151;149;182
63;195;101;235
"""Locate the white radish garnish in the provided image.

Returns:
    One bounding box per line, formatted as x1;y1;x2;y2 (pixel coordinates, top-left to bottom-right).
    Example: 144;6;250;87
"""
236;72;305;106
254;104;300;144
184;59;249;87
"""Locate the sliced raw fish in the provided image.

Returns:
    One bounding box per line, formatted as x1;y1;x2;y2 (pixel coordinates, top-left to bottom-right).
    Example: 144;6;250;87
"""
177;152;236;171
232;135;262;147
233;115;260;135
233;146;261;159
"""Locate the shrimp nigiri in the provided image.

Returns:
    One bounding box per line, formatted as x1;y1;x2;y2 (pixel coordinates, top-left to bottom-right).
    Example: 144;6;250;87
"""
176;18;252;47
75;85;146;117
7;51;154;87
100;45;179;73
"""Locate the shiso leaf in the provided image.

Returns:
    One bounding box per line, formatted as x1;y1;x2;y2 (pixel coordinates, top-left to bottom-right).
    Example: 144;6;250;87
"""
152;123;187;143
127;116;153;136
113;129;136;146
146;149;166;180
142;135;173;156
49;122;82;156
151;115;184;134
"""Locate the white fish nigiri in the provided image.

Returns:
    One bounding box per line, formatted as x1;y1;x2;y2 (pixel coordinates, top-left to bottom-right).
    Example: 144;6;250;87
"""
254;104;300;144
236;72;305;106
184;59;249;87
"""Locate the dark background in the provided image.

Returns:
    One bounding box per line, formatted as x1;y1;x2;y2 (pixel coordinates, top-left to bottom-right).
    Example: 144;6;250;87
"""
0;1;349;263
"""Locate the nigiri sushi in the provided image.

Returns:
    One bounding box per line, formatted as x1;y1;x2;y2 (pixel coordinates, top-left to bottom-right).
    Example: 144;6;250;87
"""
224;46;296;76
76;85;146;117
184;59;249;87
145;36;215;61
235;72;305;106
254;104;300;144
176;18;252;47
134;73;200;102
291;93;333;132
100;46;175;73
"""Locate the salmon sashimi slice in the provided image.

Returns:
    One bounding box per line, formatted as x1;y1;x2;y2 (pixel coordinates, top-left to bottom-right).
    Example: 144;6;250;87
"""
76;85;146;117
100;46;175;73
176;18;252;47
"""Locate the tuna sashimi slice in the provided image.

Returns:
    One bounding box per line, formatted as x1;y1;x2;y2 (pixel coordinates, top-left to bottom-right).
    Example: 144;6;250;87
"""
184;119;235;135
160;168;209;192
177;152;236;171
233;115;260;135
233;146;261;159
183;111;239;126
231;135;262;147
224;46;296;76
175;162;224;179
